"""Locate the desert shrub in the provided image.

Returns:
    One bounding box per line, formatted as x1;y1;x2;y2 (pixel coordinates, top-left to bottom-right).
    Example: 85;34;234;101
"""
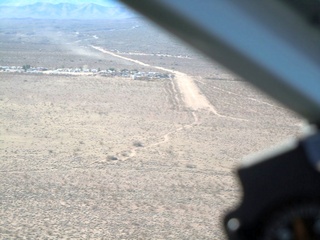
107;155;118;161
186;164;196;169
133;140;143;147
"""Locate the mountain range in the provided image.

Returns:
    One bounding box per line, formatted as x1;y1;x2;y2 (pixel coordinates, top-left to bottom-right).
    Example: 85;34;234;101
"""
0;2;135;19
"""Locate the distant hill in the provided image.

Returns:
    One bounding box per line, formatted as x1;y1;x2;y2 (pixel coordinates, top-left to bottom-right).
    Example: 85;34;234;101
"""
0;2;135;19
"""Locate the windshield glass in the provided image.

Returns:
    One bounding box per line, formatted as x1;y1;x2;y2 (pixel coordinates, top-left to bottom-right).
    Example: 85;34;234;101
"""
0;1;303;238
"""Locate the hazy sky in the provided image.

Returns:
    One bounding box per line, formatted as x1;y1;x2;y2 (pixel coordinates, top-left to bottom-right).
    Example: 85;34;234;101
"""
0;0;122;6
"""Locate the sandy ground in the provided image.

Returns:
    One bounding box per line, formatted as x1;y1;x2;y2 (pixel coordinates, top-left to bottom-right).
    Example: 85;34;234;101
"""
0;44;303;239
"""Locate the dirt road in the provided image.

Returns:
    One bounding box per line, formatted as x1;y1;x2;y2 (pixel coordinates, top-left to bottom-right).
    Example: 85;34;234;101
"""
91;46;221;114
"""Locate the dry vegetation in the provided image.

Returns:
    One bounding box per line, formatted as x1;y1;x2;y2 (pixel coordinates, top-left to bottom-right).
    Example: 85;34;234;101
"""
0;18;303;239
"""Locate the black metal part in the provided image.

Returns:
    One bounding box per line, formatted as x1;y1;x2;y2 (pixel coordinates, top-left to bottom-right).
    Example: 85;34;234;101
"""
303;132;320;171
280;0;320;26
224;133;320;239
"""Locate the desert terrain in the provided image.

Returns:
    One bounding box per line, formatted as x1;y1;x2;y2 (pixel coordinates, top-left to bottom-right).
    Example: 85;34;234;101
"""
0;18;303;239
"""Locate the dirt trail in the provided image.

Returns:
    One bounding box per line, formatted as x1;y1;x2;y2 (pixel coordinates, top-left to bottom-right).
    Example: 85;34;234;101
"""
113;111;199;162
91;46;228;116
92;45;248;122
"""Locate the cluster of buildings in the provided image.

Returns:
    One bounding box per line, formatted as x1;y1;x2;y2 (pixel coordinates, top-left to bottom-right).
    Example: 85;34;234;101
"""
0;65;172;80
0;65;46;73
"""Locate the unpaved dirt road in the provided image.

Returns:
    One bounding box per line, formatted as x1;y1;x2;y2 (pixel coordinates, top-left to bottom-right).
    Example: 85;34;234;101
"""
91;45;248;122
92;46;219;114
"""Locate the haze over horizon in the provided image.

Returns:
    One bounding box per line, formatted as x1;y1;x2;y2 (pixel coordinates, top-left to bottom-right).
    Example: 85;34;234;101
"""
0;0;136;19
0;0;121;7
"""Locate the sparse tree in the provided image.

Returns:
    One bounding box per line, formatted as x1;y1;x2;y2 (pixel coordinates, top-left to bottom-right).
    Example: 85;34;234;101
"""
22;65;30;72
